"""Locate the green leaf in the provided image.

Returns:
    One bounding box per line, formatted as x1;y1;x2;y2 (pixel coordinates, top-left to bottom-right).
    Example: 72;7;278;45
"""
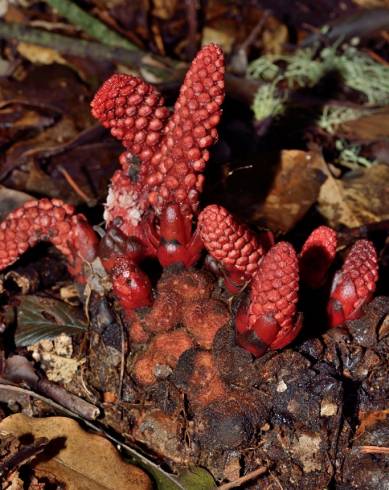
44;0;138;51
177;467;216;490
15;295;87;347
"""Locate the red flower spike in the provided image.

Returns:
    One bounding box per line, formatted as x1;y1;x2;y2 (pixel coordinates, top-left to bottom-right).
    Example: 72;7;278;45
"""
0;199;98;283
198;204;270;292
93;45;225;243
299;225;337;288
111;256;152;316
327;239;378;328
236;242;302;358
146;44;225;218
90;73;169;165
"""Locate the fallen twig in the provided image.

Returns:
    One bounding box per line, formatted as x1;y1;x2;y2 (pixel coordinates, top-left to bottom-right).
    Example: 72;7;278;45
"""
58;165;96;206
359;445;389;455
2;355;100;420
0;379;100;420
218;466;268;489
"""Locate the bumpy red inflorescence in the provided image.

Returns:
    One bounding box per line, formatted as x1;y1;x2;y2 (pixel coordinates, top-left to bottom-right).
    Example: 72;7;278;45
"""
236;242;302;357
90;73;169;161
327;239;378;328
0;199;98;283
198;204;271;292
91;74;168;241
299;225;337;288
91;44;225;244
146;44;225;217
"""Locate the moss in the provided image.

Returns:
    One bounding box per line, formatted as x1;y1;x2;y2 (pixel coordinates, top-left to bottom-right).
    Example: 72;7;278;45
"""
251;81;285;121
248;45;389;121
335;139;376;169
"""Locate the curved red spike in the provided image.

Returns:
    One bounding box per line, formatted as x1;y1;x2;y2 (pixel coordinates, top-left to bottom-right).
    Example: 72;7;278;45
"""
0;199;98;283
300;225;337;288
198;204;270;292
90;73;169;166
327;239;378;328
146;44;225;217
236;242;301;357
111;256;152;316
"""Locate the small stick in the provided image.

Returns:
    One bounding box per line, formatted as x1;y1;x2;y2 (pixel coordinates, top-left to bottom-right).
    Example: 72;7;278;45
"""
218;466;268;489
240;10;270;51
57;165;95;205
37;378;100;420
359;445;389;455
0;379;99;420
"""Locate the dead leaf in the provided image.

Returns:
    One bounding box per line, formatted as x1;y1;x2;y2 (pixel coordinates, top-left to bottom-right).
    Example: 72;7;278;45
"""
15;295;87;347
202;26;235;54
17;43;67;65
261;16;288;54
339;108;389;142
318;163;362;228
319;164;389;227
0;414;152;490
253;150;327;233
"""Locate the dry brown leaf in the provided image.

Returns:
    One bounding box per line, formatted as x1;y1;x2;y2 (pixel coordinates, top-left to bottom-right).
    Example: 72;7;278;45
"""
319;164;389;227
202;26;235;54
253;150;326;233
261;16;288;54
0;414;152;490
17;43;67;65
339;108;389;142
318;163;361;228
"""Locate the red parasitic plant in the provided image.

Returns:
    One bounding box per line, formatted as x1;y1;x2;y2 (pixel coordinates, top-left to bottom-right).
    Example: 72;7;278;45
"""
299;225;337;288
198;204;274;293
235;242;302;357
0;198;98;284
0;44;381;366
91;43;225;251
327;239;378;328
